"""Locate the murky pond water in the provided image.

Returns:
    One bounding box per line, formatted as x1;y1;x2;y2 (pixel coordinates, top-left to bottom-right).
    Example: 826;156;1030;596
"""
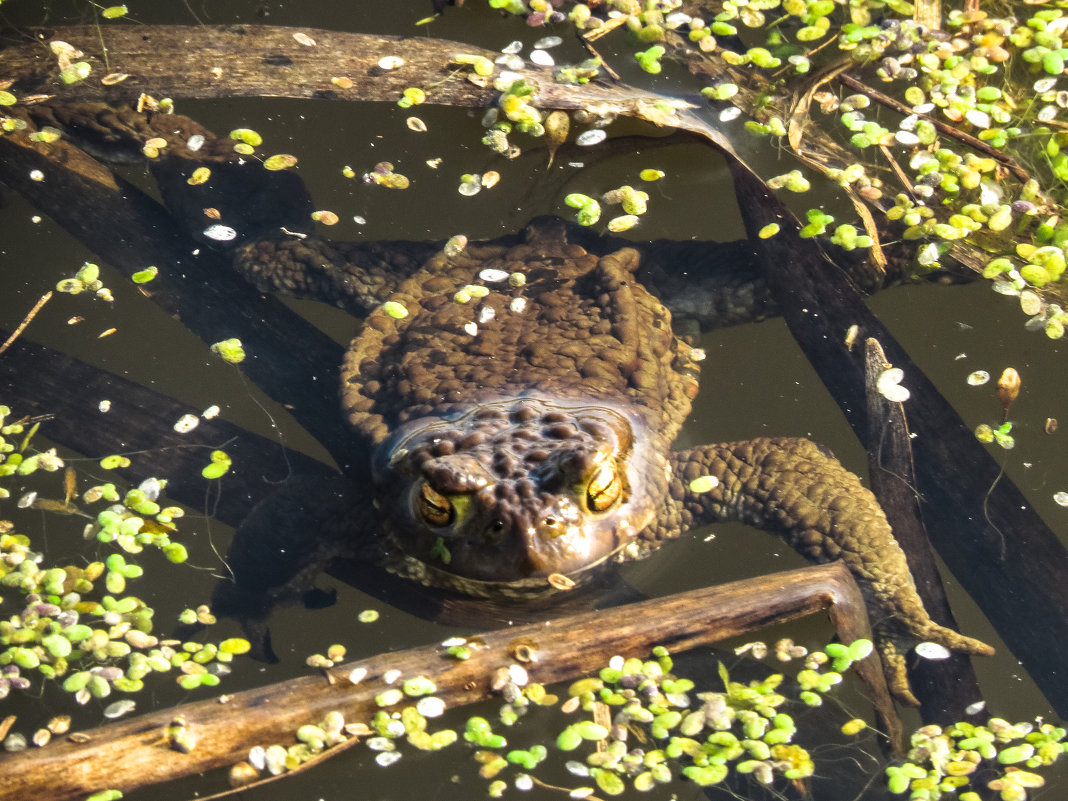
1;2;1066;800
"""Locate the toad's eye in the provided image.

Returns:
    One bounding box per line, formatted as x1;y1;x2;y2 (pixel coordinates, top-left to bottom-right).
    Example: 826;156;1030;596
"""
419;483;454;527
586;463;622;512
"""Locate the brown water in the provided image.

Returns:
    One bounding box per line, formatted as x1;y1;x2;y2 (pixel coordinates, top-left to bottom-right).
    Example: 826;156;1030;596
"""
1;2;1066;799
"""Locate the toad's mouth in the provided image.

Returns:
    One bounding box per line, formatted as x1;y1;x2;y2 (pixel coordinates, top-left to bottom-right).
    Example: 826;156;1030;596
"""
382;548;626;600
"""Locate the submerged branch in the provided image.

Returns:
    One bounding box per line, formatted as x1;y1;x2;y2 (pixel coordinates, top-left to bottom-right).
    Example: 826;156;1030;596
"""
862;337;982;723
727;156;1068;719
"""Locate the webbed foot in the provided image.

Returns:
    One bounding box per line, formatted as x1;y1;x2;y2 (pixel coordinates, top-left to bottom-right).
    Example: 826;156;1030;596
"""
873;616;994;707
667;437;994;706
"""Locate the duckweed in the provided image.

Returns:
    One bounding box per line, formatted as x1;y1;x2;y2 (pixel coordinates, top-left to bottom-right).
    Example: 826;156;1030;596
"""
210;338;245;364
262;154;298;171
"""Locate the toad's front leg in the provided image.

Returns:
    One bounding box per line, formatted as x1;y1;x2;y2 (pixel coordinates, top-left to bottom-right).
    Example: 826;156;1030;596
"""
657;437;993;706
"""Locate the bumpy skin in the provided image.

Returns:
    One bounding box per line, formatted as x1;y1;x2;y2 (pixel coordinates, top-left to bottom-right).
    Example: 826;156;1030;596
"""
231;218;991;705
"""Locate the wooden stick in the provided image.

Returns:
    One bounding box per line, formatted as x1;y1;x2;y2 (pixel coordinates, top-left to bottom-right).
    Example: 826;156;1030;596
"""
0;563;893;801
0;292;51;356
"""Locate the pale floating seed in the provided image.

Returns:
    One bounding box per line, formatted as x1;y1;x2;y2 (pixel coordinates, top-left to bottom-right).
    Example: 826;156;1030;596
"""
515;774;533;790
720;107;742;122
32;729;51;747
1054;491;1068;507
965;700;986;715
417;696;446;717
502;41;523;54
966;371;990;386
104;699;136;719
292;32;316;46
378;56;404;70
508;664;528;686
510;297;527;314
99;399;112;413
174;414;200;433
915;641;951;660
479;268;509;283
575;129;606;146
345;667;367;686
376;751;402;767
895;130;920;146
383;669;402;685
876;368;910;402
529;50;555;66
406;117;428;133
607;215;639;233
47;716;71;735
458;174;482;196
464;322;479;336
187;134;205;151
203;224;237;241
444;235;468;257
264;744;287;775
229;761;260;788
1020;290;1043;316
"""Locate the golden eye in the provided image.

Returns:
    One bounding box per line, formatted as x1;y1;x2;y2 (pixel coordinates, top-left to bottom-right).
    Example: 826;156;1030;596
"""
419;483;454;527
586;463;621;512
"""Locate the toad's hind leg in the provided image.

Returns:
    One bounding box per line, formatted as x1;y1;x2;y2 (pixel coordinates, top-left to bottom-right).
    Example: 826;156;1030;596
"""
209;474;364;660
663;437;993;706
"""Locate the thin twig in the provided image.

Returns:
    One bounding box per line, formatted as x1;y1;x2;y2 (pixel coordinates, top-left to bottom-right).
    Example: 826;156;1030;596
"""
582;14;629;43
0;292;52;356
578;35;620;82
836;73;1031;183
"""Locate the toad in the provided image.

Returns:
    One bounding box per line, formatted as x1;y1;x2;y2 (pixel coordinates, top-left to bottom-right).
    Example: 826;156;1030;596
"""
227;216;992;705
